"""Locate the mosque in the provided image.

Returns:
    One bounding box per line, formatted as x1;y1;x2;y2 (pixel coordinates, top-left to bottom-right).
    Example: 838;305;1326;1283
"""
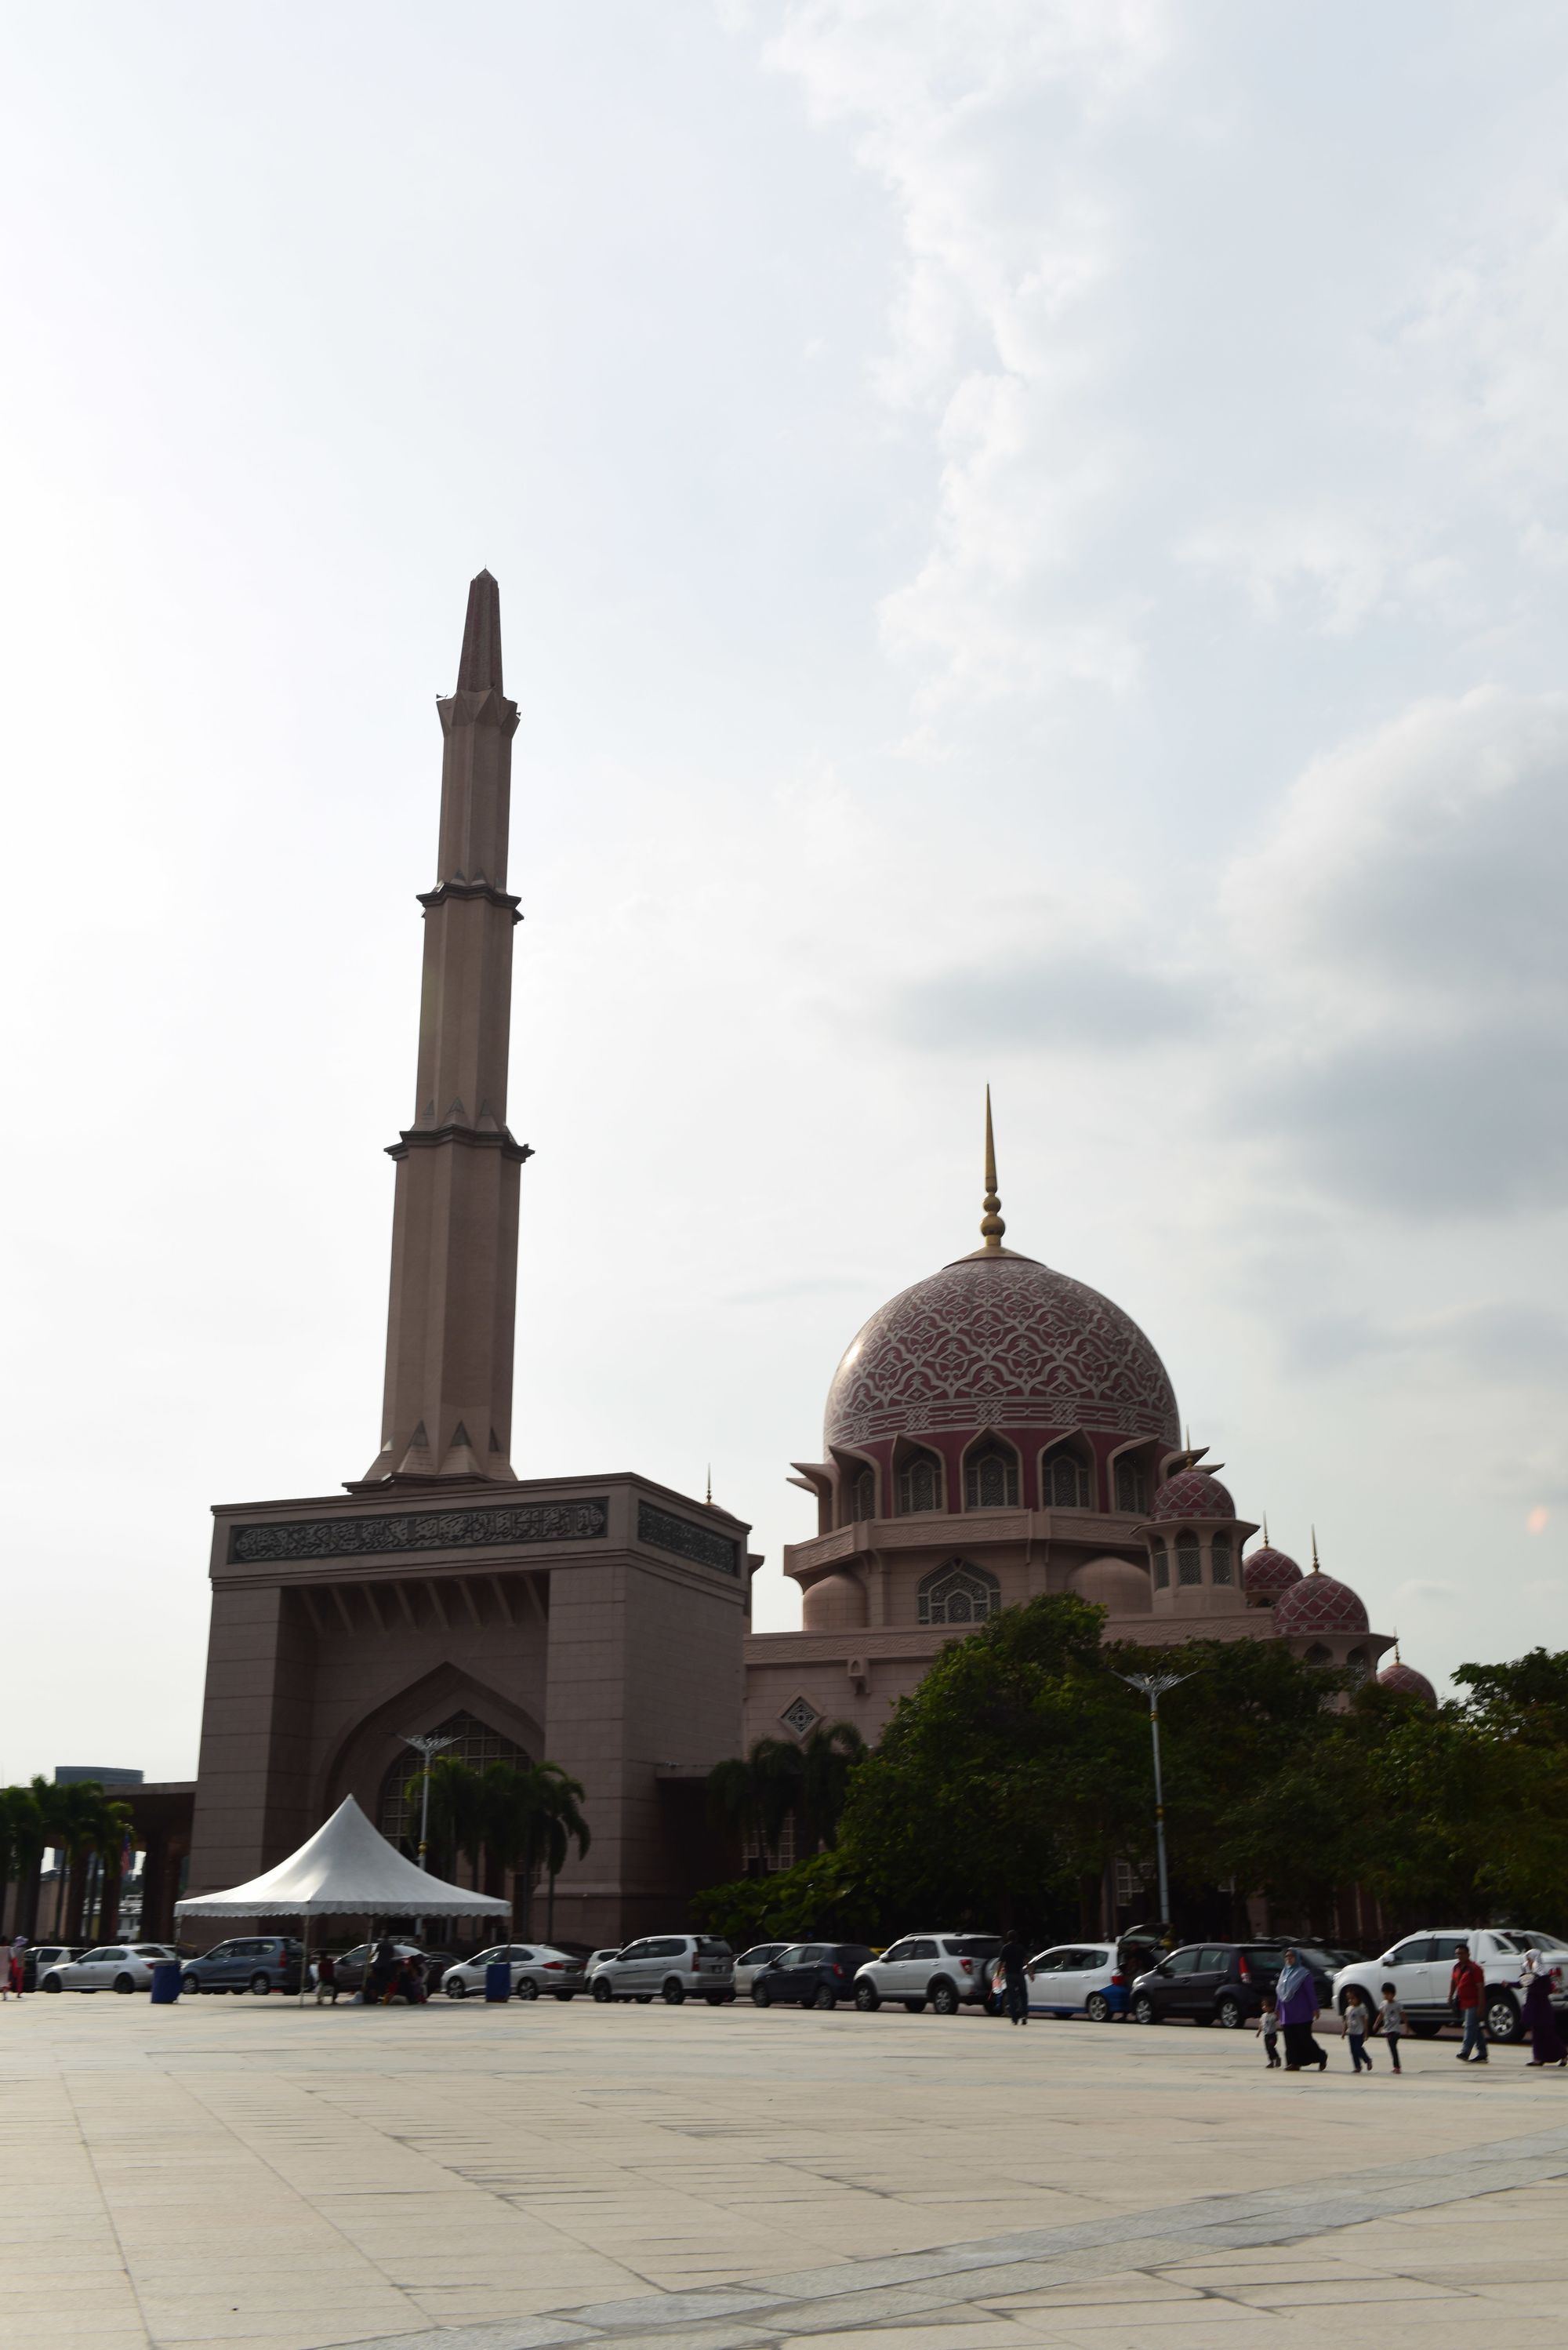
144;575;1432;1949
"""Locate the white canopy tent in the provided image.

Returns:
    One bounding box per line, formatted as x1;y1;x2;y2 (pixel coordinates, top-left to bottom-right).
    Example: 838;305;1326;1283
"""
175;1795;510;2001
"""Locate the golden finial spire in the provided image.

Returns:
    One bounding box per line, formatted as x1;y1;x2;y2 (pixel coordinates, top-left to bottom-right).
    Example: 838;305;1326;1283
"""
978;1085;1006;1251
1310;1524;1321;1574
1263;1510;1271;1545
705;1463;713;1507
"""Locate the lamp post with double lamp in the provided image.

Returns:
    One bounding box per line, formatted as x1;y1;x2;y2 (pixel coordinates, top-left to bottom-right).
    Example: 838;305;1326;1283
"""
399;1731;458;1942
1115;1669;1195;1937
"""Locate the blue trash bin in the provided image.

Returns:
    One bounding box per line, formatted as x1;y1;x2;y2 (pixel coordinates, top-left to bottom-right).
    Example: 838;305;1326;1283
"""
485;1961;512;2003
149;1961;181;2006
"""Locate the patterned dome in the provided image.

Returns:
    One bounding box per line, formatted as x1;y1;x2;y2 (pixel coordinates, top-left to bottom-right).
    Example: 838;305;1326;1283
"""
1379;1658;1437;1705
1243;1543;1304;1598
1273;1570;1369;1636
1149;1467;1235;1520
823;1251;1179;1451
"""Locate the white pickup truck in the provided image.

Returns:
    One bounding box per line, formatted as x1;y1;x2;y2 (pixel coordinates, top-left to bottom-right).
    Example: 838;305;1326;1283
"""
1333;1927;1568;2045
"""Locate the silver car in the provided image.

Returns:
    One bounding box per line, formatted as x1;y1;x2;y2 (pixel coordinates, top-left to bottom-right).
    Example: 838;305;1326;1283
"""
590;1934;734;2005
733;1941;789;1996
441;1942;586;2001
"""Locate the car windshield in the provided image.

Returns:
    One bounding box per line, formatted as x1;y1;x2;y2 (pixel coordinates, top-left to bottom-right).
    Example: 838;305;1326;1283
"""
1239;1946;1288;1977
695;1938;731;1956
947;1937;1002;1957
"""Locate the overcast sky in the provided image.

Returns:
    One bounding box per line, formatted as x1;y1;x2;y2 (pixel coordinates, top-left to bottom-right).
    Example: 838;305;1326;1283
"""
3;1;1566;1782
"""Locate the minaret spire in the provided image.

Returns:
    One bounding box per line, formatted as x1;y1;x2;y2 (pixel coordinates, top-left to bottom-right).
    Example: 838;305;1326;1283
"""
354;572;532;1487
978;1085;1006;1252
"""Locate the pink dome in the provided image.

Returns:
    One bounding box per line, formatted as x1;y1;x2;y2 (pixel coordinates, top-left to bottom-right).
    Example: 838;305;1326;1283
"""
1149;1468;1235;1520
1379;1659;1436;1705
1070;1555;1152;1614
823;1251;1178;1452
1273;1571;1369;1636
1243;1543;1303;1598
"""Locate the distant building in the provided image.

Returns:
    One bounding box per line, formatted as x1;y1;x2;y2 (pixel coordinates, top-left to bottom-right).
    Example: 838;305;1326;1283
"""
54;1766;143;1788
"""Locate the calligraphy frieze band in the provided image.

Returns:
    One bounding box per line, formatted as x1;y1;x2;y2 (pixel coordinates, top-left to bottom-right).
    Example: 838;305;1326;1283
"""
230;1498;608;1566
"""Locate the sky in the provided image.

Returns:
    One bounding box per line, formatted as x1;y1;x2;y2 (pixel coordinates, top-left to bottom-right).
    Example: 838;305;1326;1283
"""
2;0;1566;1782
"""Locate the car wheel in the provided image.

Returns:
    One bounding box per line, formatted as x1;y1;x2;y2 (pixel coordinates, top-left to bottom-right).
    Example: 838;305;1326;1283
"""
662;1978;685;2005
592;1978;612;2003
114;1973;137;1994
703;1992;724;2006
553;1992;575;2003
855;1980;880;2012
1215;1995;1244;2029
1085;1992;1112;2024
42;1974;61;1993
635;1994;653;2003
515;1976;539;2000
751;1981;771;2007
902;1998;927;2014
1132;1993;1159;2026
1409;2019;1443;2039
1485;1992;1523;2044
811;1983;837;2010
249;1973;272;1996
930;1979;960;2017
445;1979;467;1999
181;1972;203;1996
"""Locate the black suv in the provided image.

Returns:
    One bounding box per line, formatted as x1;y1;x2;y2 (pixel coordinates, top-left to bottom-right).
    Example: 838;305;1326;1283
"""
1130;1941;1335;2029
750;1942;877;2009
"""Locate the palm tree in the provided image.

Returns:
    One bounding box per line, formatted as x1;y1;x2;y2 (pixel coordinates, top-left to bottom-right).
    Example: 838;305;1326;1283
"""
477;1763;590;1936
706;1722;866;1868
403;1756;485;1887
54;1784;133;1942
534;1767;590;1943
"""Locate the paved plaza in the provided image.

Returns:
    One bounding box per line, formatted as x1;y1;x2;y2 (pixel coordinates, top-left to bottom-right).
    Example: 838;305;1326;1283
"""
4;1995;1568;2350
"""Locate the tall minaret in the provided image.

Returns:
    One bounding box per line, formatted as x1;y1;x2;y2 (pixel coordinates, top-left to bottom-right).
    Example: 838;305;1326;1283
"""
355;572;532;1487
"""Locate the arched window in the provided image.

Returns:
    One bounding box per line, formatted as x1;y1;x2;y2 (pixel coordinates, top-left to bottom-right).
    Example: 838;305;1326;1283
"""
1305;1642;1332;1668
1175;1531;1201;1585
1150;1542;1169;1589
897;1447;942;1514
1043;1445;1091;1509
1345;1645;1370;1682
850;1466;876;1522
1210;1534;1232;1585
917;1560;1000;1627
1113;1455;1149;1514
964;1438;1019;1509
378;1708;528;1852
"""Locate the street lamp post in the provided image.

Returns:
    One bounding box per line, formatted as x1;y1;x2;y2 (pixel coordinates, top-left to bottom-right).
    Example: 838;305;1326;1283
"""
398;1731;457;1940
1115;1669;1194;1935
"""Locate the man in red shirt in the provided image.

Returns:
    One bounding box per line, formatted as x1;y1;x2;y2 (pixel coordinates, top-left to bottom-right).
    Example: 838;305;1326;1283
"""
1451;1943;1487;2063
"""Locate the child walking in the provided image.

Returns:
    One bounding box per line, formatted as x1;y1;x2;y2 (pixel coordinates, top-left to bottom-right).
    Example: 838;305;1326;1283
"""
1341;1985;1375;2071
1376;1981;1405;2072
1254;1989;1281;2067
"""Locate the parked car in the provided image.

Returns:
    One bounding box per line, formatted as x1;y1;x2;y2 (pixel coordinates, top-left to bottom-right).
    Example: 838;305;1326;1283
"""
180;1937;304;1996
584;1948;621;1982
40;1944;178;1993
1025;1942;1129;2022
1129;1941;1334;2029
750;1943;875;2008
853;1934;1001;2014
325;1941;426;1996
1333;1927;1568;2045
441;1943;586;2000
22;1945;78;1991
732;1941;790;1996
590;1936;734;2004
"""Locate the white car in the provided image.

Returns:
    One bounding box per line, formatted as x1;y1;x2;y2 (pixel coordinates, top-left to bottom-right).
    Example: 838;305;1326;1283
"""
590;1935;734;2004
733;1941;790;1996
1025;1941;1129;2022
40;1943;177;1993
1333;1927;1568;2046
853;1933;1000;2015
441;1942;586;2000
584;1948;621;1981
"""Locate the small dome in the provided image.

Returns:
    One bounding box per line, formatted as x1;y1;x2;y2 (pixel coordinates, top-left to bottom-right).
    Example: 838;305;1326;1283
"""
1379;1658;1437;1705
1274;1570;1369;1636
1149;1467;1235;1520
801;1570;869;1632
1070;1555;1152;1614
1243;1543;1303;1599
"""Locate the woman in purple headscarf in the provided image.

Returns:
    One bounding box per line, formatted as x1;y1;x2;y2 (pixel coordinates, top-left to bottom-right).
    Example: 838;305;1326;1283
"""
1522;1949;1567;2068
1276;1949;1327;2072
